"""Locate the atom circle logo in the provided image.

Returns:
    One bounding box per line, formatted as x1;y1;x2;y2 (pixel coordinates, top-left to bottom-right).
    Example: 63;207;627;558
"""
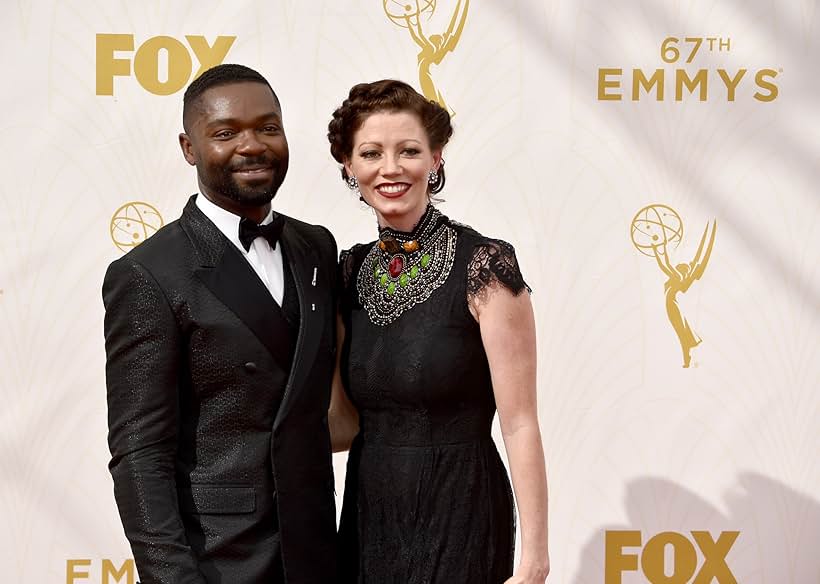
110;201;164;252
630;204;683;257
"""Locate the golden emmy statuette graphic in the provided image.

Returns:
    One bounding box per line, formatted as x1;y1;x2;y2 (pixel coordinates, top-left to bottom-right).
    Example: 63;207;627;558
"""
110;201;164;252
383;0;470;115
631;205;717;368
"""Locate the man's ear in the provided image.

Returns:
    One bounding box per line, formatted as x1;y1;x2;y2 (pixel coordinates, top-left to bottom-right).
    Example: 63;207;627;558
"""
179;133;196;166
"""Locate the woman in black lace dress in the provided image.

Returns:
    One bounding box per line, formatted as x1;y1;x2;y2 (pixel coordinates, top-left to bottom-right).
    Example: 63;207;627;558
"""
327;80;549;584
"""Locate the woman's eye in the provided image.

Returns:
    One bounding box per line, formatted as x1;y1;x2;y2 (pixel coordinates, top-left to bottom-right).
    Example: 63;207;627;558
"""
402;148;420;156
361;151;380;159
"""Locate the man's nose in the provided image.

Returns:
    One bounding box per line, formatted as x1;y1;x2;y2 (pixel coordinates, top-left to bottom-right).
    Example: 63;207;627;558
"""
236;130;266;155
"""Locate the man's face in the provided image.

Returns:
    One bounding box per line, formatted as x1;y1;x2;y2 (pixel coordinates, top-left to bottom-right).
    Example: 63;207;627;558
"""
180;82;289;214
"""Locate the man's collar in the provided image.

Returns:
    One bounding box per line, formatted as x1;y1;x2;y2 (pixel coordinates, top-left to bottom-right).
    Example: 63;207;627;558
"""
195;193;274;252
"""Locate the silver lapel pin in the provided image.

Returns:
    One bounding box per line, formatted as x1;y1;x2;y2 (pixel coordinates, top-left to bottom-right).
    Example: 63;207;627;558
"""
311;267;318;287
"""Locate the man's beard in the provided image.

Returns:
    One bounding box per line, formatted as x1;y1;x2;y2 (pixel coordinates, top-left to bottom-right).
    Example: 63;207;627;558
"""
204;156;288;207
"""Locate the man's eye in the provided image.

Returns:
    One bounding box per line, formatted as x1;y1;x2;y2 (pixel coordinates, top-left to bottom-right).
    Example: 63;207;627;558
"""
215;130;235;139
261;125;280;133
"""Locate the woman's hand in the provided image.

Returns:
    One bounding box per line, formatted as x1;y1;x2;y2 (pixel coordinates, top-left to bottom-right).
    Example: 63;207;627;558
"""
504;559;550;583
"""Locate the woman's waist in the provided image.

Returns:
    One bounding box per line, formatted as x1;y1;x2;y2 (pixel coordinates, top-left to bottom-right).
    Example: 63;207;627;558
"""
357;409;494;447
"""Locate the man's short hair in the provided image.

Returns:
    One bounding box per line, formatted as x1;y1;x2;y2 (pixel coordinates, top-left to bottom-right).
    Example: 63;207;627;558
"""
182;64;280;131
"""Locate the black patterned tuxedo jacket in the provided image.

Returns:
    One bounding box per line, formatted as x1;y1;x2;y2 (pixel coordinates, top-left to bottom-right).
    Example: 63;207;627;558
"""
102;195;337;584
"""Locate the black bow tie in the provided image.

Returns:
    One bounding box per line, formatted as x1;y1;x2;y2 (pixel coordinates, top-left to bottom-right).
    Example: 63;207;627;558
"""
238;214;285;252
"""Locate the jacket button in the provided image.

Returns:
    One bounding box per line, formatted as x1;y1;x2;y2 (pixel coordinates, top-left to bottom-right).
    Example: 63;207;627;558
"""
244;362;258;373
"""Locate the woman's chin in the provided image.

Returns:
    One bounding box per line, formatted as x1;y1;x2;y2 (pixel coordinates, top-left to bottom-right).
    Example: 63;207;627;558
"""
374;202;428;231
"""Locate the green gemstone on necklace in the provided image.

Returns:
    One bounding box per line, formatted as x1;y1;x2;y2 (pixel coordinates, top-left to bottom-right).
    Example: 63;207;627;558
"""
387;282;396;295
374;266;381;278
399;273;409;287
421;254;431;268
410;265;420;278
380;273;388;286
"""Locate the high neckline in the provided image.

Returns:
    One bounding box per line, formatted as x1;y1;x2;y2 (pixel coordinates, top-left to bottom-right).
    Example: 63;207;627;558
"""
378;204;444;242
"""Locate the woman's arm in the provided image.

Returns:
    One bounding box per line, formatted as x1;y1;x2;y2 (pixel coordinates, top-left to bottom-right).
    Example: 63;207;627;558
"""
473;287;549;583
328;313;359;452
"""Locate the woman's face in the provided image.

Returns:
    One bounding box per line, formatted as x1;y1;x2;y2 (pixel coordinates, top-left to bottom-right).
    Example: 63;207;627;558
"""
344;110;441;231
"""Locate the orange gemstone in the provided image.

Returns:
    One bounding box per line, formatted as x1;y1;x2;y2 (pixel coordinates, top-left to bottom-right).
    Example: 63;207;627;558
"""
402;240;419;252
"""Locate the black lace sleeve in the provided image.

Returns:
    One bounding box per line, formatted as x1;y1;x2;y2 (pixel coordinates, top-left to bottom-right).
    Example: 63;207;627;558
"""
338;248;357;292
466;239;531;305
338;246;362;316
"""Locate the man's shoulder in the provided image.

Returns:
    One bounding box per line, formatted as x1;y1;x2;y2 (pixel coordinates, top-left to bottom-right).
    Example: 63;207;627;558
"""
108;218;191;274
281;214;335;247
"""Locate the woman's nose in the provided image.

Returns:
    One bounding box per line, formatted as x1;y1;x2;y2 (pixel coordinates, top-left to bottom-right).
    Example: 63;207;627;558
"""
381;154;401;175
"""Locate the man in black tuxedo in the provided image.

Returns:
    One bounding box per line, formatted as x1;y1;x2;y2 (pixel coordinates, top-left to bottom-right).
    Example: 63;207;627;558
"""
102;64;337;583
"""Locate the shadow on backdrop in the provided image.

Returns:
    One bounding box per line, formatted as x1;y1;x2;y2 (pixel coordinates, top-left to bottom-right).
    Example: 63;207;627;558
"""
570;472;820;583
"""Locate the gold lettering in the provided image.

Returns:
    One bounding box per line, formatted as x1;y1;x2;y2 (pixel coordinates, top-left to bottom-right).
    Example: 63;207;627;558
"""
683;37;702;63
604;530;641;583
692;531;739;584
675;69;708;101
661;37;680;63
66;559;92;583
102;559;135;584
632;69;665;101
717;69;746;101
133;36;192;95
598;68;622;100
641;532;697;584
186;35;236;80
754;69;779;102
96;34;134;96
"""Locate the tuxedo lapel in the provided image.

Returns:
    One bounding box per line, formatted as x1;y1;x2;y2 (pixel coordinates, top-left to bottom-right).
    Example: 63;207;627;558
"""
179;197;294;372
275;219;327;426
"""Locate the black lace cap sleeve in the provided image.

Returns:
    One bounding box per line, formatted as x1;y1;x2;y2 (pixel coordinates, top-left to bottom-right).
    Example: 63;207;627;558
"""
338;247;357;292
466;239;531;304
338;243;370;312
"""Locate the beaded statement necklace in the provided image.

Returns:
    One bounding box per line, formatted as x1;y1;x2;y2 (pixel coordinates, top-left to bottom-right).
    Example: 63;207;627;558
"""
357;205;457;326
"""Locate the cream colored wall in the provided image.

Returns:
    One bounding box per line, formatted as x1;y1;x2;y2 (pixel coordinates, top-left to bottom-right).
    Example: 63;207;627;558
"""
1;1;818;582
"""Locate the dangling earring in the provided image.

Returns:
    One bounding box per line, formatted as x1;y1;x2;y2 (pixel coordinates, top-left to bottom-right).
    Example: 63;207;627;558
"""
427;169;439;185
347;175;369;205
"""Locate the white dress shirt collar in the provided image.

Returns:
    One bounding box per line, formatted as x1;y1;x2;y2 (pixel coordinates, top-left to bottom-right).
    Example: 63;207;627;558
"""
195;193;275;253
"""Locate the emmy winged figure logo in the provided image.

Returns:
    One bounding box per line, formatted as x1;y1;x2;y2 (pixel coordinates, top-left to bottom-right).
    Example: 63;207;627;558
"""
383;0;470;115
631;205;717;368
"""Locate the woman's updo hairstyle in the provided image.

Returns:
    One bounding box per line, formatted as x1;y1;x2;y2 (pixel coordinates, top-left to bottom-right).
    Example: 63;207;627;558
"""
327;79;453;194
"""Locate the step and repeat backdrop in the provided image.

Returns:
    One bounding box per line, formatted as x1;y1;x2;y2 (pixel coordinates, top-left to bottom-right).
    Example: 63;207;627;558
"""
1;1;818;582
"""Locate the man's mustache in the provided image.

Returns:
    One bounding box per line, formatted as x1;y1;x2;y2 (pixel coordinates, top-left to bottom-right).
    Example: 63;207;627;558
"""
229;156;280;171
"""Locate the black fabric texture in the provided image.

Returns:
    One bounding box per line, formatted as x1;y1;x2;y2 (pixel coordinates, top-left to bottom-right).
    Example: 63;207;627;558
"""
337;211;528;583
102;196;338;584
